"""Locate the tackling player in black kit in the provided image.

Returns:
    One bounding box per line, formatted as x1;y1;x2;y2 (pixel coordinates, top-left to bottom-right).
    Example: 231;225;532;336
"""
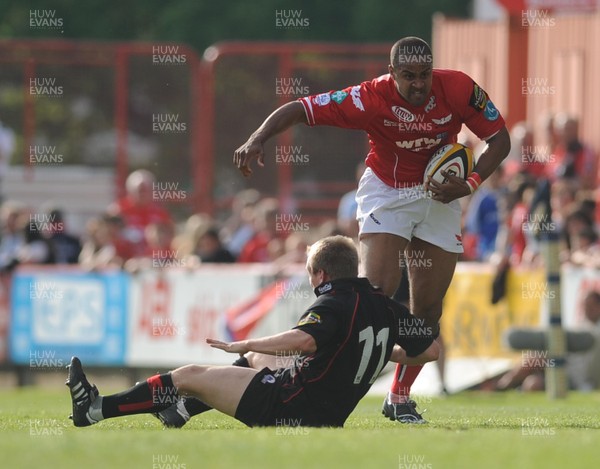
67;236;439;428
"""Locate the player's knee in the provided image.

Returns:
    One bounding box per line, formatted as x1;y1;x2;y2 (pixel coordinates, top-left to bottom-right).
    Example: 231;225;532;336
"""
367;272;398;297
171;364;207;391
362;269;388;293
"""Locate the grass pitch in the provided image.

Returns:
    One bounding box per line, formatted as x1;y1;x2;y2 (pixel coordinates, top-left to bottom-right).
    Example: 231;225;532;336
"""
1;387;599;469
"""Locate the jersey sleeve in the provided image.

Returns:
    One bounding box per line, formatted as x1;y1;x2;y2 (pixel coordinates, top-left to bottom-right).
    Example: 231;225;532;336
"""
449;71;506;141
298;82;376;130
393;302;435;358
292;303;339;349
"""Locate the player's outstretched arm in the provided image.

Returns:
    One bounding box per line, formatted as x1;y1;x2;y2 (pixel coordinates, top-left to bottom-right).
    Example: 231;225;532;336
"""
234;101;307;177
389;341;440;365
207;329;316;355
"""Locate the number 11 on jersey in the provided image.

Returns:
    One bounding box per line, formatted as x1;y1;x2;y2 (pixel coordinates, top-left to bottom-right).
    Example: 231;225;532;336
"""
354;326;390;384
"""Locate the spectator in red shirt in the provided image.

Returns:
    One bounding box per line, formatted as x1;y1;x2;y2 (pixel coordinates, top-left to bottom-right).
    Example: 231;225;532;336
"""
144;221;175;258
505;180;537;266
108;169;171;257
124;221;176;272
237;198;281;263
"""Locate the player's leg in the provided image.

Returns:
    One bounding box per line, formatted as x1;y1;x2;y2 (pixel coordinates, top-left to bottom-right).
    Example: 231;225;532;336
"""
357;215;418;422
171;364;257;417
359;232;409;296
66;356;257;427
407;237;458;325
156;352;281;428
435;334;449;394
155;355;252;428
67;356;185;427
355;166;414;296
385;237;457;422
360;233;427;424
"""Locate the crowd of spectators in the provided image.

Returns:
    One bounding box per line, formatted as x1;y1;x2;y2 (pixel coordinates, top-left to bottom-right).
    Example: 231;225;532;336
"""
461;112;600;270
0;169;345;274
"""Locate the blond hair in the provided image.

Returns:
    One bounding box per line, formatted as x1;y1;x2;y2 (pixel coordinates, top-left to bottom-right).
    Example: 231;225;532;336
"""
306;235;358;279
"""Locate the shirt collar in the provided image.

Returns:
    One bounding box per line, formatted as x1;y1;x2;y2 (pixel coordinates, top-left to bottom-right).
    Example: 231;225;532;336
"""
313;277;373;297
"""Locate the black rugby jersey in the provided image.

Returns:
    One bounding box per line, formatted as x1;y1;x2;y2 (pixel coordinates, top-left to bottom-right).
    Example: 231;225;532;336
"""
279;277;433;426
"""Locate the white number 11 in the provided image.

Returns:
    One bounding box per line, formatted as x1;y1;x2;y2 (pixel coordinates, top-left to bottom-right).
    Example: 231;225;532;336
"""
353;326;389;384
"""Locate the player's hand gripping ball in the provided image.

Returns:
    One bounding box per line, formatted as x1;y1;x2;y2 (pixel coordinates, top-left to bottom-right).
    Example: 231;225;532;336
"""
423;143;474;185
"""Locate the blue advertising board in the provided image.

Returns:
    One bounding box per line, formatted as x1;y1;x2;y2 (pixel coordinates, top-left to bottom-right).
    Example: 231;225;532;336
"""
9;270;129;366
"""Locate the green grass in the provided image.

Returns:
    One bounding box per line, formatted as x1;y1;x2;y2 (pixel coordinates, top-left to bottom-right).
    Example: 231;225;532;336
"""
1;388;599;469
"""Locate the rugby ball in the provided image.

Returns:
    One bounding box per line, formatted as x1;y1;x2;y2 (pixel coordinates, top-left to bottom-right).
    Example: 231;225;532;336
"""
424;143;474;184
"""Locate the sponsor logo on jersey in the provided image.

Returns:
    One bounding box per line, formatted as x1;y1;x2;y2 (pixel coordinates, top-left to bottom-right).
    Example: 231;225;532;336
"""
313;93;331;106
350;85;365;111
331;90;348;104
484;100;499;121
261;374;276;384
469;83;488;111
298;311;323;325
432;113;452;125
455;234;463;246
369;213;382;225
424;95;436;113
395;137;442;151
391;106;415;122
384;119;399;127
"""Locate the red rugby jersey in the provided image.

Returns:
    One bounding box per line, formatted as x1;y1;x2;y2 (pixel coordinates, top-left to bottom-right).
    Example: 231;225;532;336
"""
298;70;505;188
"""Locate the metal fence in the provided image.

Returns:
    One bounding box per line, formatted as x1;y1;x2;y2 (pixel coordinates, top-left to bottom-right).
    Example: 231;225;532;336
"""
200;41;390;223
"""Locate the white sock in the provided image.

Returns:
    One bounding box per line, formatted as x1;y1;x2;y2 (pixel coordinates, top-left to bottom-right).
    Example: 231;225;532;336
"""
88;395;105;422
387;392;409;405
176;398;191;422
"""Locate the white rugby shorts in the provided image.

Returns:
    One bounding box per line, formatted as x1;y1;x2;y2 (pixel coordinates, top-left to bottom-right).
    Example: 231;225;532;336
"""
356;167;464;253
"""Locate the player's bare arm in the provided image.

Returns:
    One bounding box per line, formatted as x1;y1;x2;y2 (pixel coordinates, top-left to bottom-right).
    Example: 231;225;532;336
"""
473;126;511;176
389;341;440;365
234;101;307;177
207;328;317;355
426;126;510;203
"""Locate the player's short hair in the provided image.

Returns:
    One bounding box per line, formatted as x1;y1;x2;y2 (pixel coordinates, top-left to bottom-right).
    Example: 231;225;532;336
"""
390;37;433;68
306;235;358;279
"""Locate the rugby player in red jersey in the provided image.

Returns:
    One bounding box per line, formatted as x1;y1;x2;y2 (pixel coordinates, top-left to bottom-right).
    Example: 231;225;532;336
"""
233;36;510;423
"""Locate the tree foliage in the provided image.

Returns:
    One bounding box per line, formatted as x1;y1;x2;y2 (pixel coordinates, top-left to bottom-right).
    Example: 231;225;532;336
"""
2;0;471;54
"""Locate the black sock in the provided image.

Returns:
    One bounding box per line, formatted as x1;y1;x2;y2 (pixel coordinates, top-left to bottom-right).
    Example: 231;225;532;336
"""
181;396;212;416
102;373;177;419
182;355;251;417
232;355;250;368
